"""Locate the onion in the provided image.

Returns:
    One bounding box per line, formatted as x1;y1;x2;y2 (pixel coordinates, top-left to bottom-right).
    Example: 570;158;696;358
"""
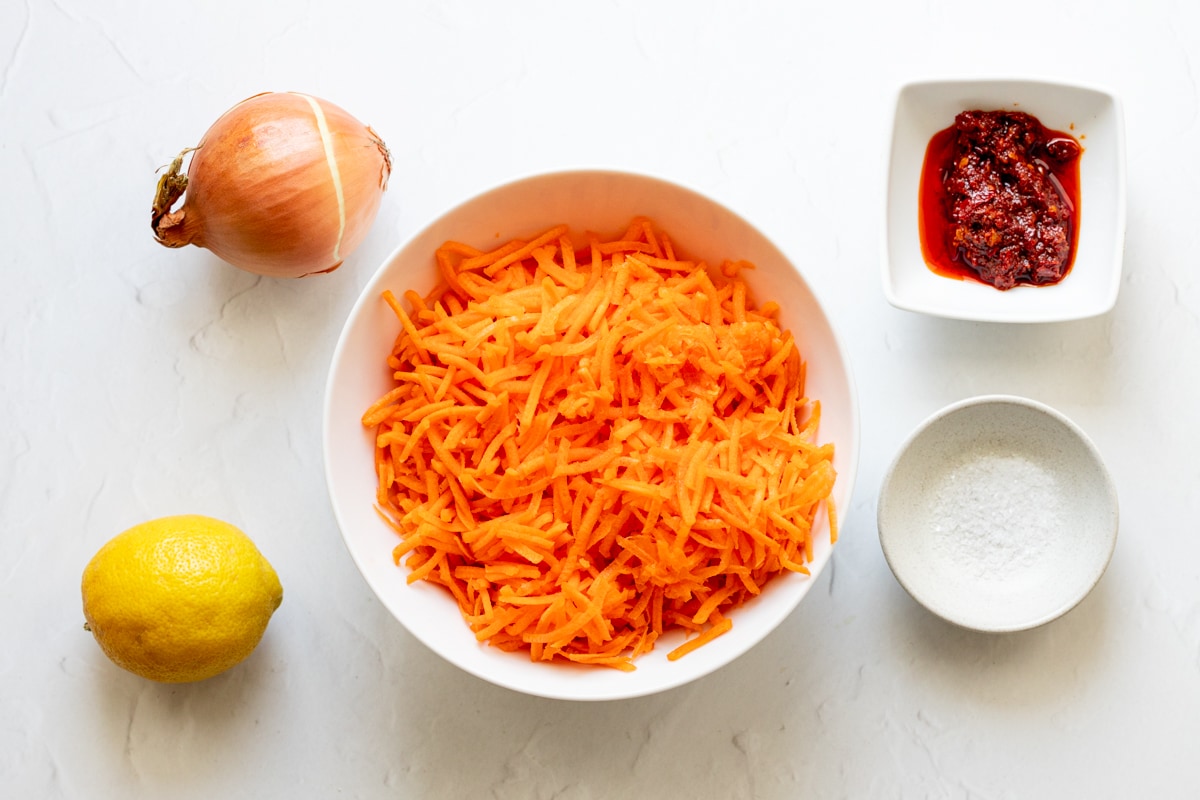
152;92;391;278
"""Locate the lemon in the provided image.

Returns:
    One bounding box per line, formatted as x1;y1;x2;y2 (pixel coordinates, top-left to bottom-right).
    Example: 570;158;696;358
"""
81;514;283;683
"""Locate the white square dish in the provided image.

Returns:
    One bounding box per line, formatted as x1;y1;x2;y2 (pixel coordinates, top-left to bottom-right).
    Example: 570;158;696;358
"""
883;78;1126;323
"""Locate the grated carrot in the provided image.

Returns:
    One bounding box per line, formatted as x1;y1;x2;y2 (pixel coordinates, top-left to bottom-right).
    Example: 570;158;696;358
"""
363;217;837;670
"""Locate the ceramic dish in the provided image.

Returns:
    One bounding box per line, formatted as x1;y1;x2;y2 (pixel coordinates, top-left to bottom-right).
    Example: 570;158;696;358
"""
323;169;859;700
877;395;1118;632
883;78;1126;322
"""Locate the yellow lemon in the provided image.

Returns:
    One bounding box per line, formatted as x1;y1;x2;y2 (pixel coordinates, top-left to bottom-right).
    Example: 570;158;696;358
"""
81;514;283;683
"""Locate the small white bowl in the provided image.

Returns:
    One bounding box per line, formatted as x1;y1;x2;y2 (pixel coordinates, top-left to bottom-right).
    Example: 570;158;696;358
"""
883;78;1126;323
324;169;859;700
877;396;1118;632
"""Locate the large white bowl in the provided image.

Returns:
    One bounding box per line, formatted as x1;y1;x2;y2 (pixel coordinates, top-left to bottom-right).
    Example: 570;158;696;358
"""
883;78;1126;322
324;169;859;700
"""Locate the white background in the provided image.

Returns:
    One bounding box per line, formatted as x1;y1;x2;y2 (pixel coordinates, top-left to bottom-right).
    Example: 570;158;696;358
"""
4;0;1199;797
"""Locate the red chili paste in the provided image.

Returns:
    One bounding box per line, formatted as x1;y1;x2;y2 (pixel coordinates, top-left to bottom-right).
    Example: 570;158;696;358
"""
919;110;1082;290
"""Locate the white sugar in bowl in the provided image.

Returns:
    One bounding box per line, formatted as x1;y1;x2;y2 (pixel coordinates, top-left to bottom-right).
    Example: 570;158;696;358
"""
877;395;1118;632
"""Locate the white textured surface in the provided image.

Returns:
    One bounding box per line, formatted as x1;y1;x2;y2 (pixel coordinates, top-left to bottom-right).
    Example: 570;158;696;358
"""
3;0;1200;796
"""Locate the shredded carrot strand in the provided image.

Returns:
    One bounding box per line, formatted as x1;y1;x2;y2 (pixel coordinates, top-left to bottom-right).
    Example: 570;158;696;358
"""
363;217;837;670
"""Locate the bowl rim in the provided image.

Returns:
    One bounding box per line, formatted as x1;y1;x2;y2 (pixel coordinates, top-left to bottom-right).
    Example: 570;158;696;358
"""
876;393;1119;633
322;167;861;700
881;76;1128;323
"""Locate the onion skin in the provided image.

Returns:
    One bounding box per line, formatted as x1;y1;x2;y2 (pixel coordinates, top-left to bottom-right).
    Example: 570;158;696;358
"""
152;92;391;278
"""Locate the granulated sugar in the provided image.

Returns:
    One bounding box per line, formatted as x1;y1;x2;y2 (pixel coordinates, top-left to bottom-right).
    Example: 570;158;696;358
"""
878;398;1117;632
926;449;1065;585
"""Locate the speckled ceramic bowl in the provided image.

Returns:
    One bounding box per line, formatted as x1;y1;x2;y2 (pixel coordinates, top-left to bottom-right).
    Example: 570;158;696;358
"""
324;169;859;700
877;395;1118;632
